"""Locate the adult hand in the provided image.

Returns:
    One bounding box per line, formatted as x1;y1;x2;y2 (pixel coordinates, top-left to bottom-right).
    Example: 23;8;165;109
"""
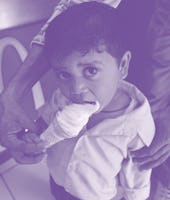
9;132;46;164
0;96;46;164
131;111;170;170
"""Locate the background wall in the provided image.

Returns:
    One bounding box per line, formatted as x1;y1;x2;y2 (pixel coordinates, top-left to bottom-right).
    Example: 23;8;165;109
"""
0;0;57;30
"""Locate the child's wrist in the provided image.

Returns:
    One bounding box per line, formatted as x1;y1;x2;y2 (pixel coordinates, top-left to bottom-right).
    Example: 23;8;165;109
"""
40;122;65;148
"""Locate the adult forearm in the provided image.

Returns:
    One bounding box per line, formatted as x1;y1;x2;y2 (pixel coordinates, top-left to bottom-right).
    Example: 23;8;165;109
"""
147;0;170;115
0;44;51;148
131;0;170;170
1;44;49;103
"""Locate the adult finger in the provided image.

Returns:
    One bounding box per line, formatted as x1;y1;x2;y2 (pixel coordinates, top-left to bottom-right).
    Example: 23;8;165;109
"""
1;102;37;132
132;144;170;163
139;151;170;170
11;151;45;164
0;117;42;152
23;140;46;154
0;117;35;149
2;131;46;154
22;133;43;144
21;153;45;164
14;109;37;132
131;137;170;159
0;130;25;150
131;146;150;158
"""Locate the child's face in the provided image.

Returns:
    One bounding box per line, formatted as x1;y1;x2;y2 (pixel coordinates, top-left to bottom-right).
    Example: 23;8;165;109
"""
50;49;130;112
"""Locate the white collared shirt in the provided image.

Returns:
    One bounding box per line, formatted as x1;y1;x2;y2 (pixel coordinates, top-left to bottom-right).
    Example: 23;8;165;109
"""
46;81;155;200
31;0;122;46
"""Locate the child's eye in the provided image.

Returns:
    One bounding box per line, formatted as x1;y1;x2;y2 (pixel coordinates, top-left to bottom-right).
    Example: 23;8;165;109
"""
57;71;71;80
84;66;98;78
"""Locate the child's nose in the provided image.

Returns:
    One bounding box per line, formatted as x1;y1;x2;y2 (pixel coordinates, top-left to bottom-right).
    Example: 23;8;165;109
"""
70;78;88;103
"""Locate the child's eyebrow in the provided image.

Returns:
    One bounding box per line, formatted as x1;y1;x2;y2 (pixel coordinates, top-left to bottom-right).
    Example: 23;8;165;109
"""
78;61;103;67
53;66;68;70
52;61;103;70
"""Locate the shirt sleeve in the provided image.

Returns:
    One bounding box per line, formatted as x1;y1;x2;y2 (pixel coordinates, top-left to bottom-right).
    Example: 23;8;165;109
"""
119;136;151;200
63;133;131;200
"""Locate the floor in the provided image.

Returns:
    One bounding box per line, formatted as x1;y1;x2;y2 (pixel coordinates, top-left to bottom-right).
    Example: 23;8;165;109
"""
0;146;55;200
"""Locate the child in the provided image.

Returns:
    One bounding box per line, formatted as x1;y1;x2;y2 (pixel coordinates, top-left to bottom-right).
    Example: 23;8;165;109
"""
37;2;155;200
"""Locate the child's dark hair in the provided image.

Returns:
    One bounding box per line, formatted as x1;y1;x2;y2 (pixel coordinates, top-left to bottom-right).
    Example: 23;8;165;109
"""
45;2;128;62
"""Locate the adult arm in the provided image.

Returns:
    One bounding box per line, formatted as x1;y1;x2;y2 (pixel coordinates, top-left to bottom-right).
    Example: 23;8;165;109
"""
0;0;72;163
0;0;76;151
0;44;49;163
132;0;170;169
0;44;49;144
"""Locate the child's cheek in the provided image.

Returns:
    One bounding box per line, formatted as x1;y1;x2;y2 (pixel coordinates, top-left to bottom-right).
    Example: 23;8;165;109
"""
58;84;70;100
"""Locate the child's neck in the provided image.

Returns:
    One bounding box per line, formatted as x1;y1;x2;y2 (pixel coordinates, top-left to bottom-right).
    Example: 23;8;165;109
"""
87;88;131;129
102;88;130;113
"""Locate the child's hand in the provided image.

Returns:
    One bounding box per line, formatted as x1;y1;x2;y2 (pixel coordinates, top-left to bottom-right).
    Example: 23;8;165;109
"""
39;88;100;147
40;102;100;148
56;102;100;137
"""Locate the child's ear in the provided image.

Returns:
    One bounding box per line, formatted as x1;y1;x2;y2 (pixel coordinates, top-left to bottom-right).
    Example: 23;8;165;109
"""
119;51;131;79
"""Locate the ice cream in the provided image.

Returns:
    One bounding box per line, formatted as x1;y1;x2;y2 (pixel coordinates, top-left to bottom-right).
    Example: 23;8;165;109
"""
40;101;100;148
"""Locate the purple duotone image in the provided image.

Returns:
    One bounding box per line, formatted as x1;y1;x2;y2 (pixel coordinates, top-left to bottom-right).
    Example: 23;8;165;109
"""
1;0;170;200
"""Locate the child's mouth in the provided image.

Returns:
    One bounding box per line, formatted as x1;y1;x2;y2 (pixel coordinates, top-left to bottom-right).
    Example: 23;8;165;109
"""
83;101;96;105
